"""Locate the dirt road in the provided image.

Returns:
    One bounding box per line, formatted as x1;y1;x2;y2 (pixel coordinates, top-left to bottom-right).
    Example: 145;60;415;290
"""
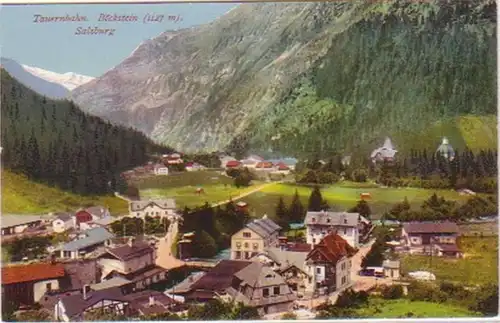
210;181;279;208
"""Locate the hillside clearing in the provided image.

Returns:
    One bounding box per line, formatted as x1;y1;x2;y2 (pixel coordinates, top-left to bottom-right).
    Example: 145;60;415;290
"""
1;171;128;216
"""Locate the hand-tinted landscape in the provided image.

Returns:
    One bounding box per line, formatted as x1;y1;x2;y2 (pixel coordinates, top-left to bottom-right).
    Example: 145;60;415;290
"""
0;0;497;321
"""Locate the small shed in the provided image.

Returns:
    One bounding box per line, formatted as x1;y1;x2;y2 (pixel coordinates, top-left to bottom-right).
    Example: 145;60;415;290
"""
382;260;400;279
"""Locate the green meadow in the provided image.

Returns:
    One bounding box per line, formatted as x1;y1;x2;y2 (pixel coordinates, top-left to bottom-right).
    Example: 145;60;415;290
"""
1;171;129;216
241;182;472;219
355;298;480;318
401;236;499;286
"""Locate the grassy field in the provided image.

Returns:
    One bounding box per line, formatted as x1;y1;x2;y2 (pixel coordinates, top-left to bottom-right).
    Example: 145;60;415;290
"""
242;183;473;219
355;298;479;318
400;236;499;286
1;171;129;215
135;171;267;209
459;221;498;237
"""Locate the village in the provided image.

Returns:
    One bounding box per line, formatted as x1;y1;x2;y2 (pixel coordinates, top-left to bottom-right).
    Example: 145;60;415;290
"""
1;136;497;321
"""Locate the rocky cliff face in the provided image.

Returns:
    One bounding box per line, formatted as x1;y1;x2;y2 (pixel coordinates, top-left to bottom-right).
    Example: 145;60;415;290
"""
72;0;496;156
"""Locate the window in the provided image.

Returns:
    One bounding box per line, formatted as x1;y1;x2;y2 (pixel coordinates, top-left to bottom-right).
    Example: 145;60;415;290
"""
235;251;242;259
46;283;52;291
326;218;331;223
273;286;280;295
316;282;321;289
312;218;316;223
312;238;316;244
316;267;321;274
263;288;270;297
253;243;258;250
308;277;312;284
343;228;347;235
236;242;242;248
243;232;251;238
136;213;140;216
344;219;347;224
244;242;249;248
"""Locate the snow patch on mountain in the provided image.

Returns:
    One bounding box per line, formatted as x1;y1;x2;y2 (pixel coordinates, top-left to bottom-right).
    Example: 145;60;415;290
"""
21;64;94;91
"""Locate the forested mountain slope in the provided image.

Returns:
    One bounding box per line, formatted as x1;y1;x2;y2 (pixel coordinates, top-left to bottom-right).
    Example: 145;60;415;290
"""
72;0;496;158
1;70;171;195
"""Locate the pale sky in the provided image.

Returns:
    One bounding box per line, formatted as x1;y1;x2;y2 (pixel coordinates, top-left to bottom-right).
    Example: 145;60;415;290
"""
0;3;239;77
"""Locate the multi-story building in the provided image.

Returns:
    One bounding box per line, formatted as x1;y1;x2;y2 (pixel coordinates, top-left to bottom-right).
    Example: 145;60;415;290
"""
304;211;360;248
304;233;357;296
401;221;462;257
129;199;177;220
231;216;281;260
169;260;296;315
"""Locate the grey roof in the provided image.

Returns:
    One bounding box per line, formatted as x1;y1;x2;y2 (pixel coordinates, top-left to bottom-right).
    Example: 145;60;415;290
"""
61;227;114;251
233;262;288;288
304;211;359;227
1;214;44;229
60;287;128;318
382;260;400;269
55;212;74;222
129;199;176;211
403;221;460;234
90;216;115;226
167;272;205;294
246;217;281;238
103;241;154;261
90;277;131;291
266;248;308;271
85;206;108;218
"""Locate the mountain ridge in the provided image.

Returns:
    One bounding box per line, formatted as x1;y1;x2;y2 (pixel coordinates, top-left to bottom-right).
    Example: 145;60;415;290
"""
71;0;497;157
1;57;94;99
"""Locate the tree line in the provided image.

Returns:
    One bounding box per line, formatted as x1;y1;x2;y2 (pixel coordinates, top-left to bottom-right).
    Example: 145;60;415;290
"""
295;147;497;194
177;201;251;258
0;70;172;195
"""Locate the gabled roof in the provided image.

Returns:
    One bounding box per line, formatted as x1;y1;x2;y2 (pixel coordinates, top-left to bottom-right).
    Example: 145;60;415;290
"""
234;262;288;288
90;277;131;291
190;260;252;291
246;154;264;161
402;221;460;234
60;286;129;318
305;211;359;227
2;263;66;285
371;137;398;159
86;206;108;218
129;199;176;211
256;161;273;168
61;227;114;251
1;214;44;229
260;247;308;271
246;217;281;239
306;233;357;264
54;212;74;222
102;241;154;262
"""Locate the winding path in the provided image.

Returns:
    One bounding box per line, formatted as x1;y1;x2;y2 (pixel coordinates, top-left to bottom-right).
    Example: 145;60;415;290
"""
156;181;280;269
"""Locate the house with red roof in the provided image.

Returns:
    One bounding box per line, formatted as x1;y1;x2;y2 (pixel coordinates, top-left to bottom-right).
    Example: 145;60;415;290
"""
225;160;242;169
1;262;67;307
304;233;357;296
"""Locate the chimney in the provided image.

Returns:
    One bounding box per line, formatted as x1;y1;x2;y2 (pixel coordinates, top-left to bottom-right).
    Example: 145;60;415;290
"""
128;237;135;247
83;285;91;300
149;295;155;307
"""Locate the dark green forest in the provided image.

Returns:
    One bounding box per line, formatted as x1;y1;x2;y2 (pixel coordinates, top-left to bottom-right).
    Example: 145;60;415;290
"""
0;70;172;195
228;0;497;159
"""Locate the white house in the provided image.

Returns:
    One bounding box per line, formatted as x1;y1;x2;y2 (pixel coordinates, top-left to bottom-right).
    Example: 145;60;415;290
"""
304;233;357;296
304;211;360;248
52;213;75;233
153;164;169;175
129;199;178;220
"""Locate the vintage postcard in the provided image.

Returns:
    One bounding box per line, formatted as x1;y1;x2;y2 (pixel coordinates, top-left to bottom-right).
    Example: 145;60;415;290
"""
0;0;498;321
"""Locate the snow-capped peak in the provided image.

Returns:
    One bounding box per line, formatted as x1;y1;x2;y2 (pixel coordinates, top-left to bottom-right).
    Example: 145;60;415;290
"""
21;64;94;90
